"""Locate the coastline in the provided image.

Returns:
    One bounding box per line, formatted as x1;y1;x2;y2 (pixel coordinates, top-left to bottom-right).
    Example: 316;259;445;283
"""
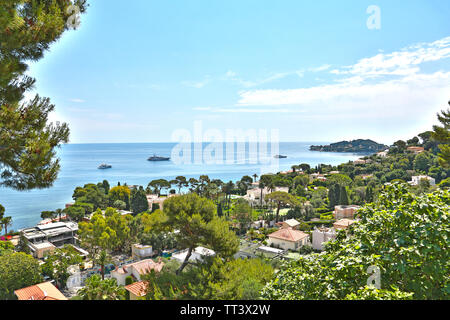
1;142;363;231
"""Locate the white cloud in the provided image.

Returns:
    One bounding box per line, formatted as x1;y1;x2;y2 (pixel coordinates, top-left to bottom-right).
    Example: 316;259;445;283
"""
224;69;304;88
236;37;450;119
309;64;332;72
335;36;450;77
211;108;304;113
181;76;211;89
69;98;85;103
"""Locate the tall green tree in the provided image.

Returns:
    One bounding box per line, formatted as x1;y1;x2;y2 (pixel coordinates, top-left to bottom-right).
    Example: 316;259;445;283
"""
130;186;149;214
0;0;87;191
108;185;130;210
162;193;239;274
171;176;188;194
147;179;171;197
339;186;350;205
1;216;12;235
431;104;450;168
265;191;300;222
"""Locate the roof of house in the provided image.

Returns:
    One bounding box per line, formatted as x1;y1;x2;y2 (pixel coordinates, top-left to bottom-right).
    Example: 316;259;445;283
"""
407;146;424;150
334;219;356;228
283;219;300;227
268;227;309;242
125;281;149;297
119;259;165;275
14;282;67;300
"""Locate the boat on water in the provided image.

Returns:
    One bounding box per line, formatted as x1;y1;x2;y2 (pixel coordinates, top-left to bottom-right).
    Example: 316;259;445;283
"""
147;154;170;161
274;155;288;159
98;163;112;169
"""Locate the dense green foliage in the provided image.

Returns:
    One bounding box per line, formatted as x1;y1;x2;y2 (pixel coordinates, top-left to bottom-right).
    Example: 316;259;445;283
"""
161;194;239;274
0;251;42;299
144;257;274;300
41;245;82;288
0;0;86;191
130;186;149;214
261;184;449;300
77;274;125;300
310;139;388;153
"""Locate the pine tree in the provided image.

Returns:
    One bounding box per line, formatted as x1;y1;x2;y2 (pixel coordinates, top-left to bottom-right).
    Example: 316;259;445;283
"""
0;0;87;191
130;187;149;214
431;102;450;168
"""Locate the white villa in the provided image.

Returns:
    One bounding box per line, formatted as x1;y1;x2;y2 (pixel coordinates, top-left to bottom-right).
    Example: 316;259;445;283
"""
171;246;215;264
244;186;289;204
312;227;336;251
267;228;309;251
111;259;164;285
409;175;436;186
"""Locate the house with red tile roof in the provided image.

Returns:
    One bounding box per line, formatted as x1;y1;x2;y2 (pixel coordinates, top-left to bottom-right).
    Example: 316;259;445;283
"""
267;227;309;251
111;258;164;286
407;146;425;154
125;281;149;300
14;282;67;300
333;218;357;230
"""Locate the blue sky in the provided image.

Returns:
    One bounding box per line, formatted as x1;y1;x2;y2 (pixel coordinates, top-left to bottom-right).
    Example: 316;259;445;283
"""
27;0;450;144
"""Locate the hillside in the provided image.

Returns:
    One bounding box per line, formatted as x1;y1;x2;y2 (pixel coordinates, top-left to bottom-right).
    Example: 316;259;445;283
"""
310;139;388;153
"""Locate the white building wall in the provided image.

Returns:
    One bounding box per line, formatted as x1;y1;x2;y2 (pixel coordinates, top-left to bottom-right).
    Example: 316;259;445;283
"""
268;237;309;251
111;271;128;286
312;229;336;251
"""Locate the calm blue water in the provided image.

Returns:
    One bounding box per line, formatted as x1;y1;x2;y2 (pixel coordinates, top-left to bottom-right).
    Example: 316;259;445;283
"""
0;142;362;230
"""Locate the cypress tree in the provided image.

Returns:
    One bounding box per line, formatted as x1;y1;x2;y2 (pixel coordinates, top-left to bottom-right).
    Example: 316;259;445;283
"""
339;186;350;205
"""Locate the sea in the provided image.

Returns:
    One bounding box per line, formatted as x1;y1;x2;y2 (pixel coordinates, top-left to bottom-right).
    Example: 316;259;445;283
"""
0;142;363;231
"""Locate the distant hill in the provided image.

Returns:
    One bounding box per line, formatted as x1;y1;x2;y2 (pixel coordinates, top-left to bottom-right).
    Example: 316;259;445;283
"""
310;139;388;153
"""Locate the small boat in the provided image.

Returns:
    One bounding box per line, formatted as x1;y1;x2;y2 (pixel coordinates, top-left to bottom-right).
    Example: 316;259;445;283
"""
148;154;170;161
98;163;112;169
274;155;287;159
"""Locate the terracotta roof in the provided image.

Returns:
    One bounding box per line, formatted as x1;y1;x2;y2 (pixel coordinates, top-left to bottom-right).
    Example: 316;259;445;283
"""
407;146;424;151
334;219;356;228
125;281;149;297
14;282;67;300
121;259;164;275
268;227;309;242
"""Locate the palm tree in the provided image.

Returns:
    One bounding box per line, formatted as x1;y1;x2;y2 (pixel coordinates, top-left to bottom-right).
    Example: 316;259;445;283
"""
97;250;112;280
78;275;125;300
1;216;12;236
252;173;258;183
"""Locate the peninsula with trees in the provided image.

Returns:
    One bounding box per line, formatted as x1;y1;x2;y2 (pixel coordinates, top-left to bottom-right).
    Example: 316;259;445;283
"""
310;139;388;153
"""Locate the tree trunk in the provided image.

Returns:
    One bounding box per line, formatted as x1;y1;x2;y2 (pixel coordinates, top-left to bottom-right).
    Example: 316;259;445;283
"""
177;246;194;275
276;202;281;222
101;264;105;280
260;188;263;208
